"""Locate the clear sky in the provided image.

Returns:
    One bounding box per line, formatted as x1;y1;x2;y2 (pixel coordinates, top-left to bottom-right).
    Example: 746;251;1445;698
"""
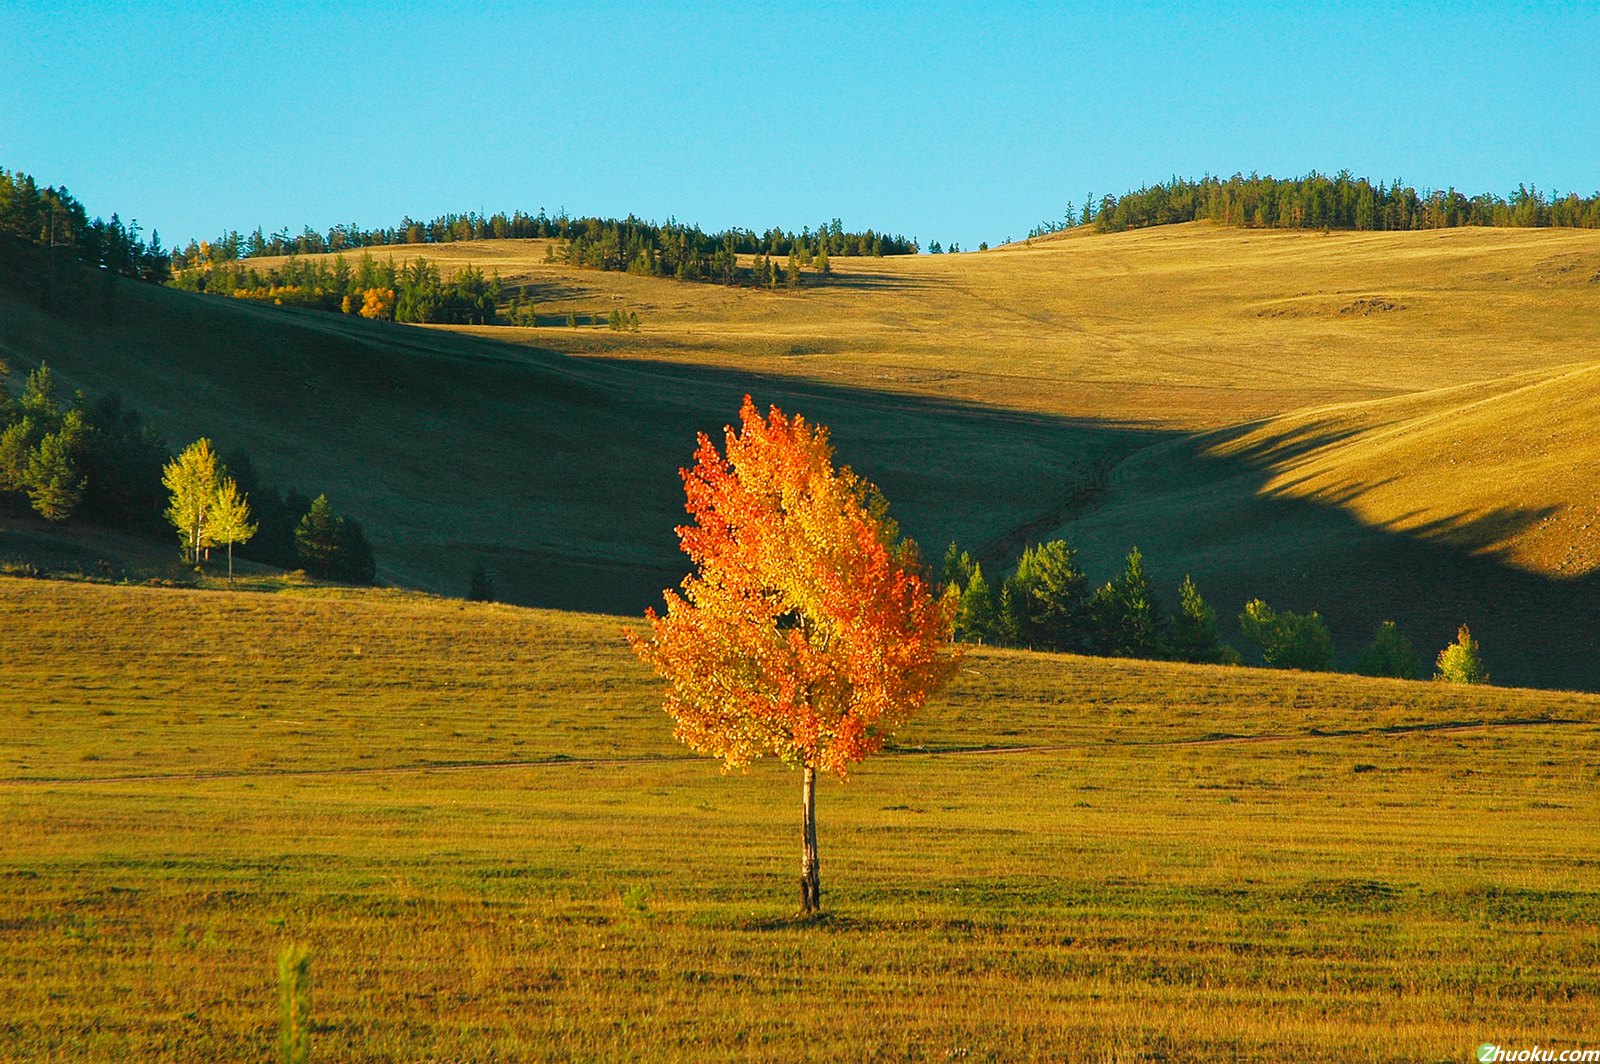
3;1;1597;250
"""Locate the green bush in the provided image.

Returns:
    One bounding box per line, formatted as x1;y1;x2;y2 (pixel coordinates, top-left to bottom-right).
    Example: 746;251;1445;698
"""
1239;599;1334;671
1356;621;1421;679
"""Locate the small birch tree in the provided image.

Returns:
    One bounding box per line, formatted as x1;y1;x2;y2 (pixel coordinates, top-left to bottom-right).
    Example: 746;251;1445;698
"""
207;476;257;583
163;438;222;564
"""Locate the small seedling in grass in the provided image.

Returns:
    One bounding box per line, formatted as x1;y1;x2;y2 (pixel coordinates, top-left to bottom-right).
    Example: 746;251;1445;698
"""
277;943;311;1064
620;885;652;925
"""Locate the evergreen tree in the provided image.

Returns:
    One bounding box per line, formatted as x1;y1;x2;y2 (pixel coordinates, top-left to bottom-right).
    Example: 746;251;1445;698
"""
294;494;376;583
25;429;84;523
336;517;377;584
1004;540;1091;651
0;417;39;494
469;563;495;602
1166;574;1228;663
1356;620;1421;679
940;541;976;591
1091;547;1163;658
295;494;343;577
955;563;997;643
207;476;257;583
19;363;58;420
80;394;170;534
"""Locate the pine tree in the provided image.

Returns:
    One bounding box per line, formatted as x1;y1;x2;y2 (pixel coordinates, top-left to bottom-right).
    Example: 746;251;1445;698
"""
207;476;257;583
25;430;84;523
1356;620;1421;679
940;541;976;591
0;417;39;493
336;517;376;583
956;564;997;643
469;563;495;602
1166;574;1226;663
1091;547;1163;658
295;494;342;577
1005;540;1090;651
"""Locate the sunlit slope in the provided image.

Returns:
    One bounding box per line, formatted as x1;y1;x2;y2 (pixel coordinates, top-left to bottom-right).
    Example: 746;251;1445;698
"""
0;277;1116;608
1208;361;1600;578
1049;360;1600;689
255;222;1600;427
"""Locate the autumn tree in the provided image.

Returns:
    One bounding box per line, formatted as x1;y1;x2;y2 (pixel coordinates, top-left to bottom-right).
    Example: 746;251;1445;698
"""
207;476;257;583
628;397;958;914
163;438;222;563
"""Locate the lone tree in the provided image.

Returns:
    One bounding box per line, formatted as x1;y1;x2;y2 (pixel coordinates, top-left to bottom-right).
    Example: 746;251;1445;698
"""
628;397;958;914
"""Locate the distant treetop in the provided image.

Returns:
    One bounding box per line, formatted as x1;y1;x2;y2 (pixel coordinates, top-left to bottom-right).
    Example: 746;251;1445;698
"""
1087;171;1600;233
167;210;918;274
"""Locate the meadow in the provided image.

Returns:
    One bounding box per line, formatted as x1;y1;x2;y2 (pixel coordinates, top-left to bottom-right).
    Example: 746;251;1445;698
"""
4;577;1598;1061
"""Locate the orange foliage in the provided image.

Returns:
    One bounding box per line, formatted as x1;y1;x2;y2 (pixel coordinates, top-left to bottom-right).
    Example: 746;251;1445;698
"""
359;288;395;320
628;397;958;777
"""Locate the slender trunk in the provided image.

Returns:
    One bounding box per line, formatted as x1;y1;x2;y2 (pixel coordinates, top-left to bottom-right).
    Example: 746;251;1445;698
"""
227;541;234;584
800;765;820;914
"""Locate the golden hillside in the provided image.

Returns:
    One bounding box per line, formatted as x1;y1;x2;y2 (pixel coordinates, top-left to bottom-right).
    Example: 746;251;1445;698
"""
6;221;1599;685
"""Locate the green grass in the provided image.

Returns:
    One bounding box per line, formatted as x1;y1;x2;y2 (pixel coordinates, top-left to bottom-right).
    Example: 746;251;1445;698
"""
4;577;1598;1060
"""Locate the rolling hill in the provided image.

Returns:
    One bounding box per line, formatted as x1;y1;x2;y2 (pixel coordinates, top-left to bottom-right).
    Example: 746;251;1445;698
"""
4;221;1599;686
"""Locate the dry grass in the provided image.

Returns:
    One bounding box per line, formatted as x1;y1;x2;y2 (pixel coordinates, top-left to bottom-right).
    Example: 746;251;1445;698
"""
4;577;1599;1060
5;221;1600;686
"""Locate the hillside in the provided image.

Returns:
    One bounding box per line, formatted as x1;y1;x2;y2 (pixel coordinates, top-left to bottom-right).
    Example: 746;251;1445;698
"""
4;222;1599;686
4;578;1597;1060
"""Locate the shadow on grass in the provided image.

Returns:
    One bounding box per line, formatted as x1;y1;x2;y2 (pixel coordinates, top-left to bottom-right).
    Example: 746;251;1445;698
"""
4;270;1598;690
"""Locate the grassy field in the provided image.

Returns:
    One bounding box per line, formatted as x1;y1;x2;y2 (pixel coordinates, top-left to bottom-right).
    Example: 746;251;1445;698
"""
4;577;1598;1060
4;221;1599;687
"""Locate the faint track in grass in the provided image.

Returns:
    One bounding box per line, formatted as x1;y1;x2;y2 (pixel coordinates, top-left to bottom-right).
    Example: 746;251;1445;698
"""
4;715;1586;787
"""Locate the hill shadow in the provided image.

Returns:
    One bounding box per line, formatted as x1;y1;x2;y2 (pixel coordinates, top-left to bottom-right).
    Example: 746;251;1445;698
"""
4;270;1598;692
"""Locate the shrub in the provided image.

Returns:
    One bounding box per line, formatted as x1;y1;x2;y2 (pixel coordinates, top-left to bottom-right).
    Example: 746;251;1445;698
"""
1356;620;1421;679
1238;598;1334;671
1434;625;1489;684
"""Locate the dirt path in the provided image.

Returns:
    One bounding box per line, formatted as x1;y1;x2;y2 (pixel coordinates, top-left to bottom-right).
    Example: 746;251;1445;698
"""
4;715;1585;787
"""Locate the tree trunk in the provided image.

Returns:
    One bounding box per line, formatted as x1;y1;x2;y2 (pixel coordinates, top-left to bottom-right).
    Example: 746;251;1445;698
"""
227;541;234;584
800;765;820;914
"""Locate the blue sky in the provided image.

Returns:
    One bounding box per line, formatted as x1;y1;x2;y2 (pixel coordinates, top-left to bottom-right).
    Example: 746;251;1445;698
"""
3;1;1596;249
